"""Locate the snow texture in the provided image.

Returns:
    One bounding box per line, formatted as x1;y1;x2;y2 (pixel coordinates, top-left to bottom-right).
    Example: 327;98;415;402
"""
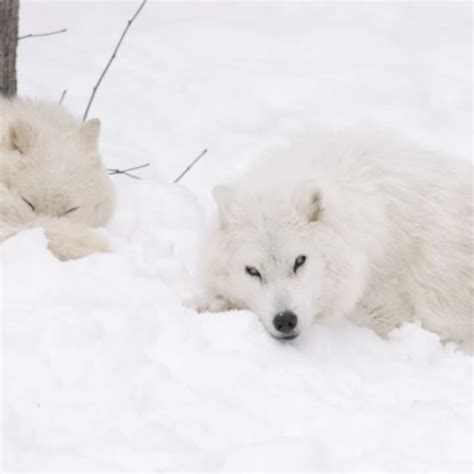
2;1;472;471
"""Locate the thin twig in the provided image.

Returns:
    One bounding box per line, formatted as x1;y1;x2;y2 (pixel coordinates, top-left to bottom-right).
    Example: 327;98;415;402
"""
58;89;67;104
18;28;67;40
174;149;208;184
82;0;148;121
107;163;150;179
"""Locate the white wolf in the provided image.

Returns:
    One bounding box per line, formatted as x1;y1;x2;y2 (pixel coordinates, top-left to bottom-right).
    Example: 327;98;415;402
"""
198;130;473;351
0;98;115;260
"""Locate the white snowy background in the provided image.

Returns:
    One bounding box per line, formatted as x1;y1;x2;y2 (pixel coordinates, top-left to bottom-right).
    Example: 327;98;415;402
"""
1;0;473;471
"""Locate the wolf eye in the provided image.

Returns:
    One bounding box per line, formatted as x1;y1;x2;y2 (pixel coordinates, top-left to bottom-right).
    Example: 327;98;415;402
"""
22;197;35;211
293;255;306;273
245;266;262;280
63;206;79;216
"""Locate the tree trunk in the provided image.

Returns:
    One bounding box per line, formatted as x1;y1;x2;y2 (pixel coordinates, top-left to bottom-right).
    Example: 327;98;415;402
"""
0;0;19;97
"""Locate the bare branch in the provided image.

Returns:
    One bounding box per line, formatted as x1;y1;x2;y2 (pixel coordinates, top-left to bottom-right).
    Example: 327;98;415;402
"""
107;163;150;179
174;149;208;184
18;28;67;40
58;89;67;104
82;0;148;121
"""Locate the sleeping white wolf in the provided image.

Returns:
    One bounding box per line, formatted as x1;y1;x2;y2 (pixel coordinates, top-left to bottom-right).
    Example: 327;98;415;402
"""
198;130;473;352
0;98;115;260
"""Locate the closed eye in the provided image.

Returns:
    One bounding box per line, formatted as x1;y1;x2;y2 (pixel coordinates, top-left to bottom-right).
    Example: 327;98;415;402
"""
293;255;306;273
63;206;79;216
245;265;262;281
22;197;35;211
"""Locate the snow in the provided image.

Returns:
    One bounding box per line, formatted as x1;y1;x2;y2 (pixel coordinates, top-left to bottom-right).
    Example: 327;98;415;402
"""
2;0;473;471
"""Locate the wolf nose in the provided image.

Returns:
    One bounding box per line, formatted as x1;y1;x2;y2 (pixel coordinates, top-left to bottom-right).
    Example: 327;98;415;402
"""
273;311;298;334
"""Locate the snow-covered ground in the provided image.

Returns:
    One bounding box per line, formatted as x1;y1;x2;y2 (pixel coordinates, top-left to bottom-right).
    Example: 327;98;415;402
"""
2;0;473;471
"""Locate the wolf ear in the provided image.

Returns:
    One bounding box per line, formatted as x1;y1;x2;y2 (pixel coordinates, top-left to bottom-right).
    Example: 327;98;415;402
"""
293;180;323;222
213;185;235;226
7;121;35;154
81;118;101;147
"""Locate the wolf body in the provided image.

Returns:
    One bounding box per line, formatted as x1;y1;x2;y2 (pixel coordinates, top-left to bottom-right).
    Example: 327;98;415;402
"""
0;98;115;260
198;130;473;351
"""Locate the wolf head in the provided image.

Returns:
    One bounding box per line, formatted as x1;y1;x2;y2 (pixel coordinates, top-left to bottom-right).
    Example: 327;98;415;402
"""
201;180;367;340
1;109;115;228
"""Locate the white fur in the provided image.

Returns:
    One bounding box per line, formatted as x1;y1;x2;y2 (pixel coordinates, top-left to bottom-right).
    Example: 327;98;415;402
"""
0;98;115;260
198;130;473;351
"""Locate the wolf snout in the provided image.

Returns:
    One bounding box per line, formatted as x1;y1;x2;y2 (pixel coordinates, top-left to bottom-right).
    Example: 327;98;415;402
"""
273;310;298;335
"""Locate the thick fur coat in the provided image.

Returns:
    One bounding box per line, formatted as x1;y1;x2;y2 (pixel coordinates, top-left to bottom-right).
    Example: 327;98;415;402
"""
198;130;473;351
0;98;115;260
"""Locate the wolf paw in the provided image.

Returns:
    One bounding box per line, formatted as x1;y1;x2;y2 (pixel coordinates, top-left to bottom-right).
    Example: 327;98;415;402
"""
193;292;235;313
46;227;109;261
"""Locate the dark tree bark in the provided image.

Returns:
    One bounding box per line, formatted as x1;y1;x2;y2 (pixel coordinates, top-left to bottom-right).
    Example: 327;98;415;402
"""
0;0;19;97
